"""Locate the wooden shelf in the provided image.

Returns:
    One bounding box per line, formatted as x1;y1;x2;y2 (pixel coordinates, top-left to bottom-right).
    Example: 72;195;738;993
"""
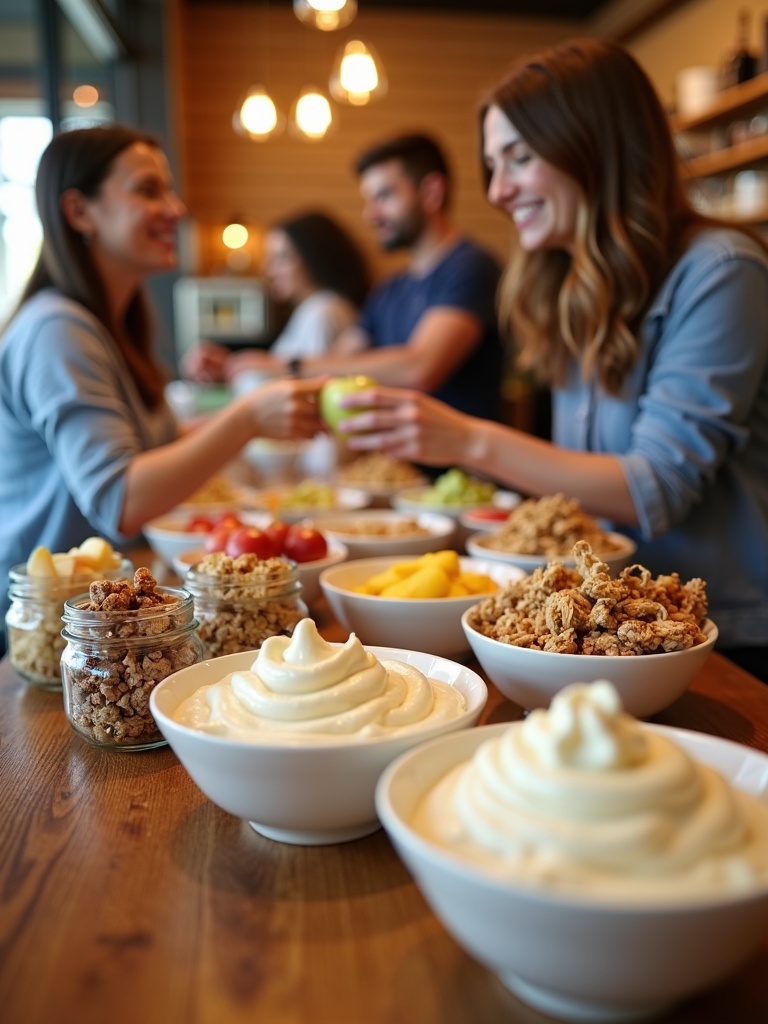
671;71;768;133
682;134;768;178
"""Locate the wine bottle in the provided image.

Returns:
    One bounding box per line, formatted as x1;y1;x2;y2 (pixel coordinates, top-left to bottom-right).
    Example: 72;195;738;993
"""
724;8;757;87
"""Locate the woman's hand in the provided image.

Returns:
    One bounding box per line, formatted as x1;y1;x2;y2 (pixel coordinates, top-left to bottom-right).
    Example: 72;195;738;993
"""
224;349;281;383
245;378;324;440
180;341;229;383
336;386;477;465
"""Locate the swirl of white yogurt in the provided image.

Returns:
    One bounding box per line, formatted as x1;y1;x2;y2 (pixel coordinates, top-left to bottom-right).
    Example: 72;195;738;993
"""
413;681;768;899
173;618;465;739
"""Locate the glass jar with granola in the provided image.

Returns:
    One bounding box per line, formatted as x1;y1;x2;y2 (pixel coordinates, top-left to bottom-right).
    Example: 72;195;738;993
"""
184;552;307;658
6;556;134;690
60;569;204;750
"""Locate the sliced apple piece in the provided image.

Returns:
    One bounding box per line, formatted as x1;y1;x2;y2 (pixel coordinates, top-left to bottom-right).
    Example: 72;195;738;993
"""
78;537;115;571
27;546;58;577
52;554;78;577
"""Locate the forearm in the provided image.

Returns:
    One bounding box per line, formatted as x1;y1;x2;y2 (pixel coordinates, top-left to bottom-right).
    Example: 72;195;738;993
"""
461;419;639;526
302;346;439;389
119;399;252;534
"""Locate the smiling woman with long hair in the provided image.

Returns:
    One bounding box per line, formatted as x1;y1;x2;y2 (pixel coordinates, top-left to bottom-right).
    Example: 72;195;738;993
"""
0;126;321;650
336;38;768;677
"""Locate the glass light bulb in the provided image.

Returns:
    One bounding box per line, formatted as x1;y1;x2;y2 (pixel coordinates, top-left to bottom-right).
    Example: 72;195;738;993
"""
293;0;356;32
240;92;277;136
222;223;248;249
340;51;378;95
295;92;333;137
73;85;98;108
307;0;345;11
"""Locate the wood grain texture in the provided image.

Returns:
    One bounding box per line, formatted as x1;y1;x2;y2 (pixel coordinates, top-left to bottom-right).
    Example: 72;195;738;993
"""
2;572;768;1023
172;3;578;276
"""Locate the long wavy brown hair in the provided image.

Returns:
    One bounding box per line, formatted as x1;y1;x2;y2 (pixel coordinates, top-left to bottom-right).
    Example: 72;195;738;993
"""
483;39;717;395
11;125;167;408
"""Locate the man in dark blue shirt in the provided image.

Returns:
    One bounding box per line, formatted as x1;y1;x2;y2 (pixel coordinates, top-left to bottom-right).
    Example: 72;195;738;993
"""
221;134;504;420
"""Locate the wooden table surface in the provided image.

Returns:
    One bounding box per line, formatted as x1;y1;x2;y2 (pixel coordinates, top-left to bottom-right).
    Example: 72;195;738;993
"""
2;579;768;1024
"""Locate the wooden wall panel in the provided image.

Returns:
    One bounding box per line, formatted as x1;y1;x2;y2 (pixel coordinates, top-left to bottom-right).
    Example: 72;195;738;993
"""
175;3;579;277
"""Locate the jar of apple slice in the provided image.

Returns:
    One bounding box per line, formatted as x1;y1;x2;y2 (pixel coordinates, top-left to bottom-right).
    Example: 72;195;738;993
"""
5;538;133;690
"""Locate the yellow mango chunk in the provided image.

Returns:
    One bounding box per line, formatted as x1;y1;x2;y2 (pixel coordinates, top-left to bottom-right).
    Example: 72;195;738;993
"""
381;565;451;599
52;554;78;576
362;564;419;595
420;550;460;578
458;571;498;595
27;546;57;577
78;537;117;570
447;580;470;597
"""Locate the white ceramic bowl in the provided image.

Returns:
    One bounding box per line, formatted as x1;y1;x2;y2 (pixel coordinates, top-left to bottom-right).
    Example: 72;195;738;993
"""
393;488;521;547
458;507;516;533
320;556;525;661
376;722;768;1023
466;530;637;574
311;510;456;559
150;644;488;846
462;612;718;718
250;484;371;523
333;474;429;509
143;512;226;567
172;536;348;606
243;438;309;485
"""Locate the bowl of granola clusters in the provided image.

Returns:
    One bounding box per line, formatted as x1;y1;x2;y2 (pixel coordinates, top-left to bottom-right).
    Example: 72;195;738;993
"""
465;493;636;572
311;510;456;559
462;541;717;718
335;452;427;507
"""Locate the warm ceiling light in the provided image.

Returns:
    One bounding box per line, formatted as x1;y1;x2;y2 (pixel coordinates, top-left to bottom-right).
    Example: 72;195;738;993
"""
73;84;99;108
293;88;333;140
293;0;356;32
233;85;284;141
330;39;387;106
222;223;249;249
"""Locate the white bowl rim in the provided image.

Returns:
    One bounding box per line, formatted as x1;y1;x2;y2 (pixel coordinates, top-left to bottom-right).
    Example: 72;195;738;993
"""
375;719;768;912
311;510;456;541
465;530;637;564
320;555;525;605
461;610;718;661
150;642;487;752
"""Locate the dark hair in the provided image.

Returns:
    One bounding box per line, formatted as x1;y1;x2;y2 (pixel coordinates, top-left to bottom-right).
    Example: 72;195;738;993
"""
14;125;167;408
274;211;370;308
355;133;451;206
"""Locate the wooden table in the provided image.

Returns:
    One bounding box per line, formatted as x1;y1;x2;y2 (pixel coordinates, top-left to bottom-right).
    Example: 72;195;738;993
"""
2;590;768;1024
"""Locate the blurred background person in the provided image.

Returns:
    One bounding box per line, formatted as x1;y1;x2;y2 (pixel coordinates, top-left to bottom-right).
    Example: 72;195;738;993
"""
183;211;370;385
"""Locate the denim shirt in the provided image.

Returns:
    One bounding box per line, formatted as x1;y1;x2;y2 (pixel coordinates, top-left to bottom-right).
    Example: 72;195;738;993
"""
0;291;176;625
553;229;768;648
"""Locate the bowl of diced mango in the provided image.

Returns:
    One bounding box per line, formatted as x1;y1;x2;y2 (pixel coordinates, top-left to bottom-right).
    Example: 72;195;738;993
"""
319;551;525;661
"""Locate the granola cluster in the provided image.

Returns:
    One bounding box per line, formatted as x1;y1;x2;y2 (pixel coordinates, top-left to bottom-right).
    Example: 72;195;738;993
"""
338;452;423;487
63;569;200;746
190;552;304;658
482;493;622;557
7;603;70;686
467;541;708;656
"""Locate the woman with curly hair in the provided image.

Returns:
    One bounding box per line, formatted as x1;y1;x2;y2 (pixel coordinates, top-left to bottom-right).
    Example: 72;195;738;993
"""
337;38;768;676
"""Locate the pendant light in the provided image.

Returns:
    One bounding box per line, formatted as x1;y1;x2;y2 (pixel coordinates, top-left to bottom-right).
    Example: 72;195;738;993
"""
293;0;356;32
233;85;285;141
291;86;334;141
329;38;387;106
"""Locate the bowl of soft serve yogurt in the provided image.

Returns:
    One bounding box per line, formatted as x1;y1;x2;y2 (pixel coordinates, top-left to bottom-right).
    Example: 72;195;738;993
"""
375;680;768;1022
151;618;486;845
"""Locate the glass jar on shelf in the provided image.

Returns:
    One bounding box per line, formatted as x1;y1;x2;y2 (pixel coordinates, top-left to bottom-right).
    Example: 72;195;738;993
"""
60;585;203;750
6;557;134;690
184;554;307;658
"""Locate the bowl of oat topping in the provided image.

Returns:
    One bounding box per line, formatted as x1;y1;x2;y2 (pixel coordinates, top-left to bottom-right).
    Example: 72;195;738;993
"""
461;541;717;718
335;452;428;507
311;510;456;559
465;493;636;572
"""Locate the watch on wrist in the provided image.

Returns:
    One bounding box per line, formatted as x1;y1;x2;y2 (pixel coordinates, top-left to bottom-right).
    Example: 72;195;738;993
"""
287;357;302;379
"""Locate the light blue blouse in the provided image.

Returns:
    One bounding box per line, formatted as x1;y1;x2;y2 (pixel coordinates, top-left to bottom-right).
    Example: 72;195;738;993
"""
0;291;176;623
553;229;768;649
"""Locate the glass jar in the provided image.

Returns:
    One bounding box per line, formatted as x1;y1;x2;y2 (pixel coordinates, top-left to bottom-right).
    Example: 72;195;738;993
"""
60;587;204;750
6;557;134;690
184;558;307;658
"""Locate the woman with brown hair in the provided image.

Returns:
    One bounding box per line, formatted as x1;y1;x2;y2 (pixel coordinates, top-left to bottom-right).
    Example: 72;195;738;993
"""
336;39;768;675
0;125;321;644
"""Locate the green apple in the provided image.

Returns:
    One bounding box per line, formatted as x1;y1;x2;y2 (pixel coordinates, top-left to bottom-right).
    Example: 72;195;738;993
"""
319;375;377;437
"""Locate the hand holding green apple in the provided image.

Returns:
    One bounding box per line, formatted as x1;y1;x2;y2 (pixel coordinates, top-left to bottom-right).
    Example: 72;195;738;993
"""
319;375;377;437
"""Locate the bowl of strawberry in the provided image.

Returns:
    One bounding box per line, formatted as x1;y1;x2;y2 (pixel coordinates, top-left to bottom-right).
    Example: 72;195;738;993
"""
172;516;348;605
